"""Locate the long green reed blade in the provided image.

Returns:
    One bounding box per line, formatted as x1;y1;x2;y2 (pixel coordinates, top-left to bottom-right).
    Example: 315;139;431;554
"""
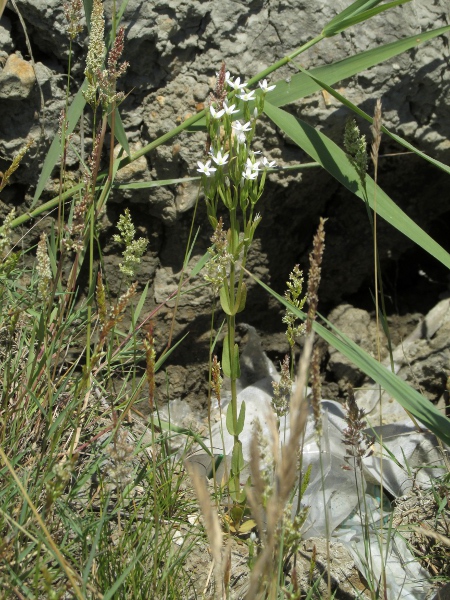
131;281;149;326
106;0;131;46
114;176;199;189
294;63;450;176
324;0;383;31
264;101;450;271
266;25;450;109
250;273;450;447
189;251;210;280
82;0;94;30
32;80;88;208
323;0;411;37
108;107;130;156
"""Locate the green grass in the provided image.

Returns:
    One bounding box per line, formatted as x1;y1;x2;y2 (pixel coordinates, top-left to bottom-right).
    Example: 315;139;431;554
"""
1;0;450;597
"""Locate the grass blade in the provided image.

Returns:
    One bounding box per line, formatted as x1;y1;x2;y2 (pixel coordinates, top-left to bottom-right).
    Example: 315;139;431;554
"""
247;272;450;447
323;0;411;36
263;101;450;270
292;64;450;176
108;107;130;156
265;25;450;109
323;0;384;30
32;80;88;208
113;176;199;189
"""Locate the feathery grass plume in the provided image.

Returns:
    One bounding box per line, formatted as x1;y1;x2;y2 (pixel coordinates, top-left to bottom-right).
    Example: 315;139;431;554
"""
95;269;107;327
211;354;223;406
205;61;227;154
272;355;292;420
370;99;383;171
0;208;15;260
144;322;156;411
113;209;148;279
84;0;106;106
186;462;224;600
0;138;33;192
344;118;368;188
306;217;326;333
342;385;370;471
98;281;138;347
97;26;129;108
63;0;83;40
310;345;322;436
36;233;52;303
64;129;103;251
246;334;313;600
282;265;306;350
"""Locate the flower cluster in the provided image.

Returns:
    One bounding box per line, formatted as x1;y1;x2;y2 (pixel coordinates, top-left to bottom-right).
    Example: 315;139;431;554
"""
113;208;148;279
63;0;83;40
282;264;306;349
197;71;277;243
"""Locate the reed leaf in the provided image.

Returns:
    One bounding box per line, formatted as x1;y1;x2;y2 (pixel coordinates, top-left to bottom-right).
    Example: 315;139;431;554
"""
263;101;450;271
248;273;450;447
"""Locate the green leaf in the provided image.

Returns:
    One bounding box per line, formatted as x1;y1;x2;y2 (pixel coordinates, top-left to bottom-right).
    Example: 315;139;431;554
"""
226;402;235;436
129;281;149;326
220;284;233;316
82;0;94;31
32;80;88;208
235;400;246;437
249;273;450;447
108;107;130;156
222;335;232;378
324;0;383;31
232;441;245;475
236;282;247;314
263;102;450;271
234;343;241;379
293;64;450;176
113;176;199;189
266;26;450;109
323;0;411;37
228;475;246;503
189;250;210;280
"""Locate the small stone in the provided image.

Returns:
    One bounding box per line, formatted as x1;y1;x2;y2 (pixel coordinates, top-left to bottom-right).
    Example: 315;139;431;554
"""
0;54;35;99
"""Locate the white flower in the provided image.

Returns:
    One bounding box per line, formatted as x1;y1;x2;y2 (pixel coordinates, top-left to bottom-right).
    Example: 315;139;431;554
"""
232;120;252;134
242;167;258;181
236;90;256;102
236;132;246;146
225;72;248;91
210;105;225;119
197;160;217;177
259;79;276;93
223;100;239;115
210;150;229;166
262;156;277;168
245;157;260;172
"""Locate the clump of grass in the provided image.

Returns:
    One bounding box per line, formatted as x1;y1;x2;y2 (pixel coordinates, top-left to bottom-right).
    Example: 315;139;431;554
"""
2;0;450;597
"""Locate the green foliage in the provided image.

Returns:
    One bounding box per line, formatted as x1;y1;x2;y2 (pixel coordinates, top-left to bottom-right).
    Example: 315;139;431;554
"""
2;0;450;596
